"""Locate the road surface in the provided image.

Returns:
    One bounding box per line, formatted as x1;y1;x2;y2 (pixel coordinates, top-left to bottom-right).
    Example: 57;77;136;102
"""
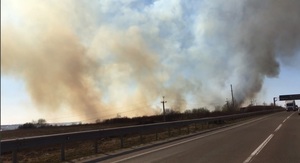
81;111;299;163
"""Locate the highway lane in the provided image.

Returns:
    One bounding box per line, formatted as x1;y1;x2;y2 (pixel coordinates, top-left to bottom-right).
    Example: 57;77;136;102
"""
82;111;298;163
252;112;300;163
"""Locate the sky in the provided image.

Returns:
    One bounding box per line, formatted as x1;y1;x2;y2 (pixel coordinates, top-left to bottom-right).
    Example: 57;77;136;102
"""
1;0;300;125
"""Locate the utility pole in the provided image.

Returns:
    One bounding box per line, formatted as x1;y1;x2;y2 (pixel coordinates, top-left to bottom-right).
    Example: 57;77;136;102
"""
226;98;230;110
273;97;277;106
231;84;234;109
161;96;167;122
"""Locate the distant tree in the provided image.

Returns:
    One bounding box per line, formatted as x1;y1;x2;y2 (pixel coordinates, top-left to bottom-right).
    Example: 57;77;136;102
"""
192;108;210;114
95;119;101;123
18;123;36;129
184;110;192;114
36;118;48;127
38;118;46;124
167;109;180;115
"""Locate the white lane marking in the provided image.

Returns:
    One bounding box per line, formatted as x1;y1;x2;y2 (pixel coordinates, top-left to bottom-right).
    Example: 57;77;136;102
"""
274;124;282;132
244;112;294;163
111;114;277;163
243;134;274;163
287;112;295;119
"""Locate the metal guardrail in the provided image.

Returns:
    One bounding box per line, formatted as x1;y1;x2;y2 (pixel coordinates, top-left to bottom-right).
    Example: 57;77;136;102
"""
1;109;281;162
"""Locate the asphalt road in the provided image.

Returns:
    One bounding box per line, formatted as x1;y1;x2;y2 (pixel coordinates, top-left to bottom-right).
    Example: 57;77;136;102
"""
82;111;299;163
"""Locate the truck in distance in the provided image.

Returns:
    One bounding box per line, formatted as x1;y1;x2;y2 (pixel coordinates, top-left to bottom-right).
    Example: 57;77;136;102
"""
285;100;297;111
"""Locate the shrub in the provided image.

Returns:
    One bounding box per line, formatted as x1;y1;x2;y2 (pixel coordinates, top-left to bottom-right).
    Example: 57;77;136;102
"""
18;123;36;129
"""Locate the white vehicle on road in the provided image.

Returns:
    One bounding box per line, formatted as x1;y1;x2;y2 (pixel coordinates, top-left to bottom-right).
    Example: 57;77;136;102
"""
286;100;296;111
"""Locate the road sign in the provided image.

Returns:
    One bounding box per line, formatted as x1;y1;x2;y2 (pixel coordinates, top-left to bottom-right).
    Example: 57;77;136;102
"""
279;94;300;101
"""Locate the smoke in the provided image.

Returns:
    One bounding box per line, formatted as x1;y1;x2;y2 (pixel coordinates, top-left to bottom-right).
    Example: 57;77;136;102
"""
215;0;300;103
1;1;103;118
2;0;300;121
188;0;300;105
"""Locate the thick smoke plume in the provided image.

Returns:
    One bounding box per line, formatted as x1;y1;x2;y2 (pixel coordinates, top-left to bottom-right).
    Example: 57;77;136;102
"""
2;0;300;121
222;0;300;103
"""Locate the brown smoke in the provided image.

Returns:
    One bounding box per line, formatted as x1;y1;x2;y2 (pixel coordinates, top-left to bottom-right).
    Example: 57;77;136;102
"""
1;1;105;119
2;22;100;118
